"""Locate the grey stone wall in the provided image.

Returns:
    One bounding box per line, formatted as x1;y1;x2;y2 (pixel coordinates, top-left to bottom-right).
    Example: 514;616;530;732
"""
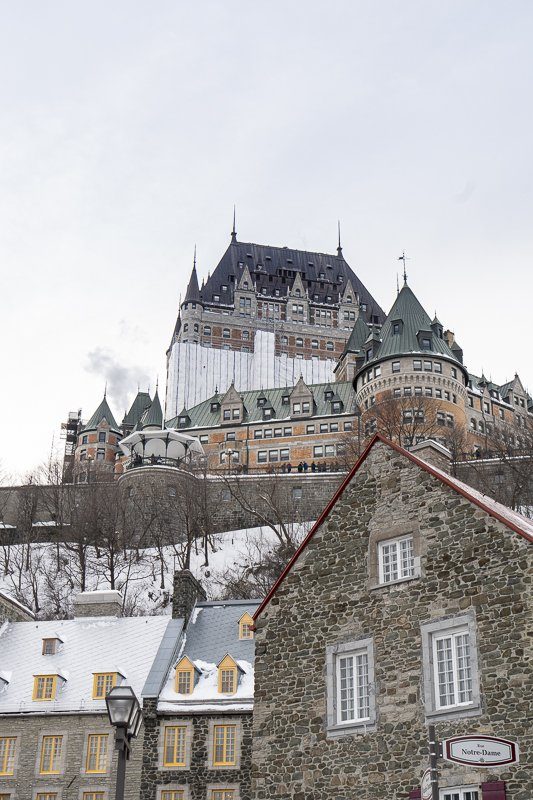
140;699;253;800
252;440;532;799
0;711;144;800
0;591;34;624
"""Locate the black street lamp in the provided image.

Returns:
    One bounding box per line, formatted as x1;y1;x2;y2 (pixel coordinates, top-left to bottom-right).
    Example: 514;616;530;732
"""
105;685;142;800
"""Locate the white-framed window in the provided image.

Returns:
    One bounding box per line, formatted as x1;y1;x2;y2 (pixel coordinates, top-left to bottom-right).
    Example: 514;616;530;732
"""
378;536;414;584
421;614;481;720
441;788;479;800
326;638;376;736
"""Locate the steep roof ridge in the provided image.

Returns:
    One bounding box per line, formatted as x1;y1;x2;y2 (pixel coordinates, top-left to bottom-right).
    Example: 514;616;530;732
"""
123;391;152;426
254;434;533;619
371;284;460;363
141;390;163;429
184;261;201;303
82;396;120;432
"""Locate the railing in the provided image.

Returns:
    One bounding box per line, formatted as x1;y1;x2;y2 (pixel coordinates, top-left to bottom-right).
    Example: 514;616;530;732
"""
125;456;185;471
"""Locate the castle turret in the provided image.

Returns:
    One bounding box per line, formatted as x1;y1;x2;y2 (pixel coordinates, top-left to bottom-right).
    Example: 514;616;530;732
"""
74;393;122;482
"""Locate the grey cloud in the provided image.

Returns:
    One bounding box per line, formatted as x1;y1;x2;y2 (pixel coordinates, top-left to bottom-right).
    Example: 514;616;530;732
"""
85;347;151;414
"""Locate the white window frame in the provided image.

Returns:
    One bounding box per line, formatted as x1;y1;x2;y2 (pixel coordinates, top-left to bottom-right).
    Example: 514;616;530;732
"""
421;613;481;721
377;536;415;585
440;788;479;800
326;638;376;737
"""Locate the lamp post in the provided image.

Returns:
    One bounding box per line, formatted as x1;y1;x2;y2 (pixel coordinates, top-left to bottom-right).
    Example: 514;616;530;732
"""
105;685;142;800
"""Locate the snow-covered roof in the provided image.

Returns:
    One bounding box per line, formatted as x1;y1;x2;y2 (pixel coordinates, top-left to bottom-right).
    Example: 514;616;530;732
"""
156;600;260;713
0;615;170;713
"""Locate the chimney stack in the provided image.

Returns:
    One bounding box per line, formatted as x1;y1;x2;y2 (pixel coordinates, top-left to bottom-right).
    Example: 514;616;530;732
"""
172;570;206;625
409;439;452;473
73;590;123;618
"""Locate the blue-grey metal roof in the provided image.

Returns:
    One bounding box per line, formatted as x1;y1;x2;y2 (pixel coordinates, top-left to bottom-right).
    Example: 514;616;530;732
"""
142;618;184;698
82;396;121;432
184;600;260;664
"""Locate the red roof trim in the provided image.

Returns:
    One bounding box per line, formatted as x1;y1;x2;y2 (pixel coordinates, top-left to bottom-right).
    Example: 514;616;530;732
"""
254;434;532;620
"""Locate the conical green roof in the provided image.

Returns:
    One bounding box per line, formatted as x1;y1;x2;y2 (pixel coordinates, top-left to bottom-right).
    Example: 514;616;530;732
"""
141;391;163;429
82;396;120;432
341;315;370;357
123;391;152;427
373;285;458;361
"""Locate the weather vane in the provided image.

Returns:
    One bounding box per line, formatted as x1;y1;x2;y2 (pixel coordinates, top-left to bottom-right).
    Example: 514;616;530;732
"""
398;251;410;285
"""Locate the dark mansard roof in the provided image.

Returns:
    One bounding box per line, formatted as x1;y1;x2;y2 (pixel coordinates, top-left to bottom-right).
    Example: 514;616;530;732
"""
189;238;385;324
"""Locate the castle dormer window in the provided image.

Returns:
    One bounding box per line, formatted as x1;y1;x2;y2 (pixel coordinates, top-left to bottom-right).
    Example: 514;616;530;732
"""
92;672;122;699
332;401;342;413
211;402;220;412
222;285;228;291
257;397;266;407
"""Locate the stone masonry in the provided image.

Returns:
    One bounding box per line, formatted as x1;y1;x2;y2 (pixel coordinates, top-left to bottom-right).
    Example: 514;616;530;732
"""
252;439;532;799
140;700;253;800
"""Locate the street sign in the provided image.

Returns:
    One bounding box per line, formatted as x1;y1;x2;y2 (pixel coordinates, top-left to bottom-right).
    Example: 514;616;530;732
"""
443;735;519;767
421;768;432;800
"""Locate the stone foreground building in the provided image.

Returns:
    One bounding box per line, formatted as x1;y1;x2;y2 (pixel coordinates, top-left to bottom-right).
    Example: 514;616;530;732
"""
140;572;260;800
252;435;532;800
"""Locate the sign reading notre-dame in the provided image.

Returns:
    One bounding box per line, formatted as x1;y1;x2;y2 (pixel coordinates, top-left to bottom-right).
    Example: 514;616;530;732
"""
443;735;519;767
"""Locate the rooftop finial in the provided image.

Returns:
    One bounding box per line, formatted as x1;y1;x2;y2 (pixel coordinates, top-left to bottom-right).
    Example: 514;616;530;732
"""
193;244;197;269
231;205;237;242
396;273;400;295
337;220;343;256
104;381;107;398
398;251;408;285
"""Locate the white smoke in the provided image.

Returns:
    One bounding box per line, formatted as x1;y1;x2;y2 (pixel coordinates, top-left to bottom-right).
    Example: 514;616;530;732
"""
85;347;151;414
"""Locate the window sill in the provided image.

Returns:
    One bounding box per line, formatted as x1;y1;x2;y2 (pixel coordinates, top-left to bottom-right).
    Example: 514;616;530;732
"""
327;720;376;739
369;574;420;591
425;703;482;723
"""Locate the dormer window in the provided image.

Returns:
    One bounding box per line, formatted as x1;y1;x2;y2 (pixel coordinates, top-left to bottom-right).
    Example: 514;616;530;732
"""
239;613;254;640
332;401;342;413
217;655;242;694
325;390;333;400
175;656;200;694
42;637;62;655
392;321;402;335
211;402;220;412
263;408;273;419
178;416;188;427
421;337;432;350
33;674;64;701
281;395;289;405
257;397;266;407
92;672;120;699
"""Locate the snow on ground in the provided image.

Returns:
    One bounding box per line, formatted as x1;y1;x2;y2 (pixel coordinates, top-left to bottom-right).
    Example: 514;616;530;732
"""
0;522;313;618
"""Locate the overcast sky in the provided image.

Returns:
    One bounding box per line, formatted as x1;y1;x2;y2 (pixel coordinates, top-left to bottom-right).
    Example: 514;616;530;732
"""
1;1;532;478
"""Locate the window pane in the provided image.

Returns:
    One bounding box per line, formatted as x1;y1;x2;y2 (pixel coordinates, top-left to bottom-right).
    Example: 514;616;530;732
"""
164;726;186;766
0;737;16;775
380;542;398;583
435;636;455;707
399;537;414;578
455;633;473;704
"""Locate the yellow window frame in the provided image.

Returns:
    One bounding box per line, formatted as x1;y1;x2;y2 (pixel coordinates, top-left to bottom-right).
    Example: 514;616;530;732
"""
33;674;58;701
238;612;254;640
85;733;109;773
213;724;237;767
82;791;105;800
36;794;59;800
92;672;117;699
217;656;238;694
174;656;195;694
163;726;187;767
39;734;63;774
161;791;185;800
0;736;16;775
211;790;235;800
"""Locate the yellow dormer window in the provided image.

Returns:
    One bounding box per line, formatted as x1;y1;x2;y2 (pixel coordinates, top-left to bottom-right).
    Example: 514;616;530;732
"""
33;675;58;701
218;655;238;694
239;612;254;640
174;656;195;695
92;672;117;699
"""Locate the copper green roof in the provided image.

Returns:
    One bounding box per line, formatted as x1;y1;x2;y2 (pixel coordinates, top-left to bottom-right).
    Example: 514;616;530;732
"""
123;391;152;427
140;391;163;429
82;396;120;432
166;381;356;429
341;315;370;356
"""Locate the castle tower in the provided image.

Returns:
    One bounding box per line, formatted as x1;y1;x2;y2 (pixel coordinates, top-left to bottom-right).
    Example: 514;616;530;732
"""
353;282;469;448
74;394;122;482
